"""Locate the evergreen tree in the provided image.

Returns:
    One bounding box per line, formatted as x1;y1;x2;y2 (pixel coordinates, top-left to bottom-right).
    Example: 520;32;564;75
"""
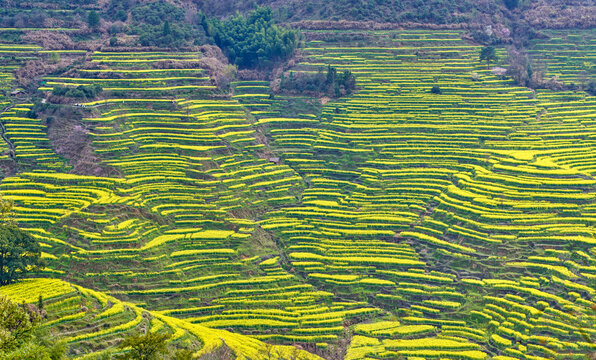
326;65;337;86
87;10;100;29
504;0;519;10
162;20;171;36
480;46;498;68
0;225;43;285
115;9;127;22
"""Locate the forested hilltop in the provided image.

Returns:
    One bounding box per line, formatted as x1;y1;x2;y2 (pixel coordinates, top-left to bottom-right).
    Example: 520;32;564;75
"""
4;0;596;27
0;0;595;359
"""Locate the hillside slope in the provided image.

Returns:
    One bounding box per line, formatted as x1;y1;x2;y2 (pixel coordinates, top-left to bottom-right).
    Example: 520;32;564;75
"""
0;26;595;359
0;1;595;359
0;278;323;359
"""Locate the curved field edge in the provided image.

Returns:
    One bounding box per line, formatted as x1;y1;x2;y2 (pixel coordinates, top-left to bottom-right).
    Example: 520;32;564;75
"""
0;278;323;360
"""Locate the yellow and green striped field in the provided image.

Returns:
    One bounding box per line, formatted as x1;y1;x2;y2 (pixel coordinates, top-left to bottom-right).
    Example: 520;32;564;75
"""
0;29;595;359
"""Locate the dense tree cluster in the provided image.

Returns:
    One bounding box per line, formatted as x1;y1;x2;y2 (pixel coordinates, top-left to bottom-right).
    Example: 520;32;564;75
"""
129;1;198;48
280;65;356;97
0;296;66;359
117;332;170;360
0;295;36;351
52;84;102;99
87;10;100;29
0;225;43;286
130;1;185;26
504;0;520;10
106;0;133;21
196;0;507;25
0;5;93;31
203;7;299;69
0;9;49;28
116;332;194;360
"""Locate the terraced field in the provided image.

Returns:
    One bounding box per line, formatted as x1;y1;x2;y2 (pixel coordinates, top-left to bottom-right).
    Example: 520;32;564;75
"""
1;278;320;359
527;29;595;87
0;29;595;359
263;30;596;359
0;43;39;104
